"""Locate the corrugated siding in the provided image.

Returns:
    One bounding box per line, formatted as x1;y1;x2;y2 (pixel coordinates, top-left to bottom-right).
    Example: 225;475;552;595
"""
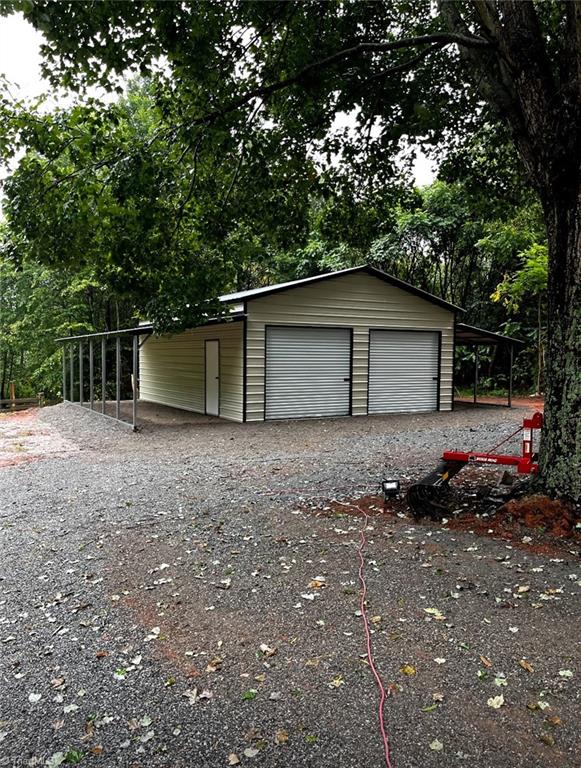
245;272;454;421
139;321;244;422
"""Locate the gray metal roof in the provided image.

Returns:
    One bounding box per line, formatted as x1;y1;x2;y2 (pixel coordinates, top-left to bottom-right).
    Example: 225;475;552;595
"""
455;323;525;346
219;265;463;313
56;324;154;342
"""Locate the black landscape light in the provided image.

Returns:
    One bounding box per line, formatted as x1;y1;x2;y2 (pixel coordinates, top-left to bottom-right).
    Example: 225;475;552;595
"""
381;479;400;499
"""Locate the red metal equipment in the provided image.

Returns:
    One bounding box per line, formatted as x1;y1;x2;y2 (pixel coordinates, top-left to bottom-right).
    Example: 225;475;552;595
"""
407;412;543;518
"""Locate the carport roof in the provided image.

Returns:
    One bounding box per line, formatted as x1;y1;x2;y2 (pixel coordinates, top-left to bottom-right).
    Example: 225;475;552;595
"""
455;322;525;346
219;265;464;313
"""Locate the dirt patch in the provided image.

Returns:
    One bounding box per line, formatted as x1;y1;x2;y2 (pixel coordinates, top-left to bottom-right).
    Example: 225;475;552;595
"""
496;495;576;537
0;407;79;467
316;488;580;556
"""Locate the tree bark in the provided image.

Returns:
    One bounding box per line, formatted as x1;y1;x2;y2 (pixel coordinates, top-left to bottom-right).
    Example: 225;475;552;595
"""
538;188;581;500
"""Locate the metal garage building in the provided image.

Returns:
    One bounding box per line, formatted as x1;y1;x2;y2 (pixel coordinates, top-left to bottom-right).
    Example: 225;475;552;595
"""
138;265;460;422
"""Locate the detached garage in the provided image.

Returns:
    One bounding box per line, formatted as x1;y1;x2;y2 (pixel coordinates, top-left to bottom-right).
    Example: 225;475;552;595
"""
138;265;460;422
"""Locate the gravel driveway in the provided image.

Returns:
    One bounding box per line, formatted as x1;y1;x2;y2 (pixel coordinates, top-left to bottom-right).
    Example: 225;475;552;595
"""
0;403;579;768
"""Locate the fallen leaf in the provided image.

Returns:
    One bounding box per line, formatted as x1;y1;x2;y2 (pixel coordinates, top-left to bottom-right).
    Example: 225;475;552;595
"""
540;733;555;747
95;650;109;659
227;754;240;765
434;658;446;665
206;656;223;673
243;747;259;758
275;729;289;745
259;644;277;657
424;608;445;620
242;689;258;701
519;659;534;673
28;693;41;704
308;577;326;589
558;669;573;678
432;692;444;702
429;739;444;751
400;664;417;677
487;694;505;709
546;715;561;727
328;676;345;688
480;655;492;668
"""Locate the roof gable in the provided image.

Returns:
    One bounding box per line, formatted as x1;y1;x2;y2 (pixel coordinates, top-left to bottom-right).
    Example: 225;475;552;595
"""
219;265;463;313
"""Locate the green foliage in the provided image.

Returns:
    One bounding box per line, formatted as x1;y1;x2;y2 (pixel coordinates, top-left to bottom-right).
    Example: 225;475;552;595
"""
492;244;548;312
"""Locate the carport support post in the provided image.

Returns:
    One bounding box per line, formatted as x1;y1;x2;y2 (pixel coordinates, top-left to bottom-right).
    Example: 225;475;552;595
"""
115;336;121;420
132;334;138;430
69;344;74;402
473;345;479;405
101;337;106;414
508;344;514;408
79;340;83;406
89;338;94;410
61;346;67;402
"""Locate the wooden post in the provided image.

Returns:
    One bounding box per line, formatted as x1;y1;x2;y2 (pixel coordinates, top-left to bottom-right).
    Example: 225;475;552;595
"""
89;338;94;410
9;381;15;410
473;346;479;405
115;336;121;420
101;337;106;414
132;334;138;430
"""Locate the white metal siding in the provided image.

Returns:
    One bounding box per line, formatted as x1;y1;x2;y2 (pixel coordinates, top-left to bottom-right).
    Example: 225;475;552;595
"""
245;272;454;421
368;330;439;413
139;321;243;422
265;326;351;419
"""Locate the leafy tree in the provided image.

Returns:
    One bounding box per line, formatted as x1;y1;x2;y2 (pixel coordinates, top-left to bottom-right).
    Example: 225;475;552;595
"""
492;243;548;395
1;1;579;498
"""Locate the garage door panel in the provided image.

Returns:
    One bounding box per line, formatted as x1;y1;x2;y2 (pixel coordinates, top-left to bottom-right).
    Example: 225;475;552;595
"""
266;326;351;419
368;330;439;413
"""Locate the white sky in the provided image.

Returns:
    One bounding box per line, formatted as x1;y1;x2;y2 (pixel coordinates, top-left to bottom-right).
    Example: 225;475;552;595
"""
0;12;435;186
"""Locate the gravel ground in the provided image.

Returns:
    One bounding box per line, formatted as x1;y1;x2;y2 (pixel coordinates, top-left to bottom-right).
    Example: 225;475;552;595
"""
0;403;579;768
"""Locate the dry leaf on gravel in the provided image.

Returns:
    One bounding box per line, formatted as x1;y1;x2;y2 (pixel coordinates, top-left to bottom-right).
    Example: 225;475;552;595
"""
400;664;417;676
487;694;505;709
519;659;534;673
259;644;277;657
227;754;240;765
429;739;444;751
275;729;289;745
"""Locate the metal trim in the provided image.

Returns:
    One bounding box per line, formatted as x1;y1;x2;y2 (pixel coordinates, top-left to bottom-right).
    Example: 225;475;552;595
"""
204;338;221;417
242;303;248;422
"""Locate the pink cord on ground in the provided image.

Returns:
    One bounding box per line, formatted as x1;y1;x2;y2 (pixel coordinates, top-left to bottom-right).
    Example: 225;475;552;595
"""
354;504;394;768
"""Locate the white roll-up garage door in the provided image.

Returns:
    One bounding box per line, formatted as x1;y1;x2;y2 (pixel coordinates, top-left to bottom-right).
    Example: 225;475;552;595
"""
368;330;439;413
265;326;351;419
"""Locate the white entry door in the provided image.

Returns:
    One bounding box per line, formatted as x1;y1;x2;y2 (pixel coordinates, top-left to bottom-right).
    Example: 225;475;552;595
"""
368;330;439;413
265;326;352;419
205;340;220;416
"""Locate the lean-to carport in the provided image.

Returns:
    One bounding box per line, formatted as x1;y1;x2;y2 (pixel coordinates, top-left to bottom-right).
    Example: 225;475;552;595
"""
56;325;154;430
455;323;525;408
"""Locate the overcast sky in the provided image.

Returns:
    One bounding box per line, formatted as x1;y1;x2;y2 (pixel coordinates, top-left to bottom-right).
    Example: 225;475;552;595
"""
0;11;435;186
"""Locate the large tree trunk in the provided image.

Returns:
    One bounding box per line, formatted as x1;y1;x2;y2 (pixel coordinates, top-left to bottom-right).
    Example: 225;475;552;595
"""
538;189;581;500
